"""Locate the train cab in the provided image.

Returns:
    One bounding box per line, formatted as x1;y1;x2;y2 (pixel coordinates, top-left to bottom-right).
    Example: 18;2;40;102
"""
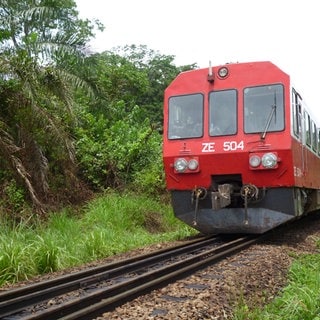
163;61;320;234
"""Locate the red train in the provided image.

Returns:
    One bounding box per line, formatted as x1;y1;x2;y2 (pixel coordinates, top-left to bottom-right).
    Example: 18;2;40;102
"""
162;61;320;234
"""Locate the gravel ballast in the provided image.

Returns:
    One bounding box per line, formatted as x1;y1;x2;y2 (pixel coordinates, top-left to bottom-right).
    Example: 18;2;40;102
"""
97;214;320;319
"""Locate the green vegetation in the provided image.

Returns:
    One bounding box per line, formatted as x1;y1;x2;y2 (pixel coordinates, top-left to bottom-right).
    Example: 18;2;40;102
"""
0;192;196;286
233;245;320;320
2;2;319;318
0;0;197;290
0;0;196;215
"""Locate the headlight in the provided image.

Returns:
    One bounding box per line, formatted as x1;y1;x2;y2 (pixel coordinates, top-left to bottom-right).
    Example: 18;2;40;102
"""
188;159;199;171
261;153;278;168
249;155;261;168
174;158;188;172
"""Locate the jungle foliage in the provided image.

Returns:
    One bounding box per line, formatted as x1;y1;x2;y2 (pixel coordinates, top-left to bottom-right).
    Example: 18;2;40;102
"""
0;0;197;217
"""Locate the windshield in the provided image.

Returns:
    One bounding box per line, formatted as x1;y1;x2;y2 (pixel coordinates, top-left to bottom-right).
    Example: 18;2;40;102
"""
209;89;237;136
244;84;284;134
168;94;203;139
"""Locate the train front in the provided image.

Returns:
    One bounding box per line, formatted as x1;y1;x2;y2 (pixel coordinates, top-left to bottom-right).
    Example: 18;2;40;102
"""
163;61;296;234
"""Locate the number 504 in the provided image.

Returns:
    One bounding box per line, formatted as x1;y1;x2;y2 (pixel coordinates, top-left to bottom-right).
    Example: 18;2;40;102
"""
223;140;244;151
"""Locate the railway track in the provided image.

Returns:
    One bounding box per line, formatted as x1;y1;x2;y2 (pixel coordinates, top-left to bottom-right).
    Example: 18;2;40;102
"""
0;234;262;320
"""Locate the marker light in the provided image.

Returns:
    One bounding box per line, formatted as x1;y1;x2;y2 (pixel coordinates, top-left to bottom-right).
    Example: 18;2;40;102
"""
261;153;278;168
218;67;229;78
249;155;261;168
188;159;199;171
174;158;188;172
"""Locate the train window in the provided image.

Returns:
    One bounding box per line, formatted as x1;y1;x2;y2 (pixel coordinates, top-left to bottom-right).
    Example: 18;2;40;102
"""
168;94;204;139
244;84;284;134
312;121;317;152
318;130;320;156
209;89;237;136
304;112;311;147
292;89;302;139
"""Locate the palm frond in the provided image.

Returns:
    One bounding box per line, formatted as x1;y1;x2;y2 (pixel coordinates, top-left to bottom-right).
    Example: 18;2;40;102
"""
21;100;76;163
0;0;97;209
45;66;94;97
0;122;44;212
20;6;58;22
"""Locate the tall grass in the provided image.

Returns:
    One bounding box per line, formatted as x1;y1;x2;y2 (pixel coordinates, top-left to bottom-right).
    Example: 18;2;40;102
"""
233;253;320;320
0;192;196;286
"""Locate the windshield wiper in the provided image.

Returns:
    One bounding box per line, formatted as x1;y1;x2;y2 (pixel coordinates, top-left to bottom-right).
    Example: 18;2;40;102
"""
260;94;277;140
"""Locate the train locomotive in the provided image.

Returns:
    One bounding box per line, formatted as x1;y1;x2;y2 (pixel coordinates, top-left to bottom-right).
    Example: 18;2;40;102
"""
162;61;320;234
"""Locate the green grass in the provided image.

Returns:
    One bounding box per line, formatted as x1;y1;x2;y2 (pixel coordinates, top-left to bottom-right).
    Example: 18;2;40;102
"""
0;191;196;286
4;191;319;319
233;249;320;320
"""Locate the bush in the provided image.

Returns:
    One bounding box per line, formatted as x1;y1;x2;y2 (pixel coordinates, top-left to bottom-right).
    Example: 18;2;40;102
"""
75;102;165;194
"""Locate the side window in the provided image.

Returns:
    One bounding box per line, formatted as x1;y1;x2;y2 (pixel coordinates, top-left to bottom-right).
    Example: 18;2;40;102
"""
292;90;302;139
304;111;311;147
318;129;320;156
312;121;317;152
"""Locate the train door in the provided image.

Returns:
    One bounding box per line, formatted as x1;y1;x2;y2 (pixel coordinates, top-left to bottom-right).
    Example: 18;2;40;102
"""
292;89;305;176
292;89;307;215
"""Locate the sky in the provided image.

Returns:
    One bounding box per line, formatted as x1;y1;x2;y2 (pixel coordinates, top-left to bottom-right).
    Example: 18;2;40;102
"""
76;0;320;121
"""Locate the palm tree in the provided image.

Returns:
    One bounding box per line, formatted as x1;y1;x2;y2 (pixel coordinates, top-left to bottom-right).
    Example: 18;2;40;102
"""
0;0;100;212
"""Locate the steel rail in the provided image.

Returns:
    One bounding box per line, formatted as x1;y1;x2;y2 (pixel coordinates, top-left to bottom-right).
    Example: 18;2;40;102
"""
12;235;261;320
0;236;217;318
